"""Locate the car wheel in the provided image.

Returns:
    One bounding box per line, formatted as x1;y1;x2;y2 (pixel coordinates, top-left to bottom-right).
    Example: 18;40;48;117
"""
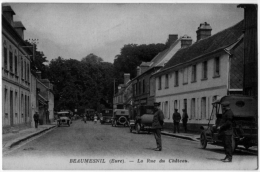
232;136;237;152
200;131;207;149
136;123;141;134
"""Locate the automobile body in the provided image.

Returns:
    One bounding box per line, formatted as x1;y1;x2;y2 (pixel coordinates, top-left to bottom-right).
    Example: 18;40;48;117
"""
129;105;154;134
111;109;130;127
200;95;257;151
57;111;72;127
100;109;113;124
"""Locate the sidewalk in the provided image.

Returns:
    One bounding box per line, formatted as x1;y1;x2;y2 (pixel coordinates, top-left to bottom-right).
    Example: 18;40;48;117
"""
161;129;200;141
3;123;56;152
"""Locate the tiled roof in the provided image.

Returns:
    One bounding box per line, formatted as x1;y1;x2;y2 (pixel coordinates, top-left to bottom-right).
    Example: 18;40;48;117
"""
13;21;26;30
163;20;244;70
2;5;15;14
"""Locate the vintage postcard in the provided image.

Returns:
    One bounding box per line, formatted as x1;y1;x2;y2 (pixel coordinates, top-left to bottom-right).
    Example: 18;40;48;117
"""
2;1;258;170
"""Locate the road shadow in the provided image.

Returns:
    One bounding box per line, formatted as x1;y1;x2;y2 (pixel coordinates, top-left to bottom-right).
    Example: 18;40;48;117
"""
200;147;257;156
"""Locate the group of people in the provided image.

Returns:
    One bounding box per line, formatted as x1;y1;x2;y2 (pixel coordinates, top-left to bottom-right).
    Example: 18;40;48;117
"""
151;101;234;162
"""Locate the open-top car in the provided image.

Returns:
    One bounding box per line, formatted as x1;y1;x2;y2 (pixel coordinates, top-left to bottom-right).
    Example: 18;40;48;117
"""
57;111;72;127
129;105;154;134
100;109;113;124
111;109;130;127
200;95;257;152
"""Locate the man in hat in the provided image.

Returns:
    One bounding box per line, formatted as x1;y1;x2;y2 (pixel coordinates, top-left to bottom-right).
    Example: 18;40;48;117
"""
33;111;39;128
152;102;164;151
172;109;181;133
218;101;234;162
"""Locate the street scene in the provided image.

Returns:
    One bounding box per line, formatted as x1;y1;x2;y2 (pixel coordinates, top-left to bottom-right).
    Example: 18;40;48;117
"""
2;2;258;170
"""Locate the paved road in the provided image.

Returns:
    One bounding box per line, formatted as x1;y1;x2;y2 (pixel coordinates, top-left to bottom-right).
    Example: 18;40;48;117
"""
3;120;258;170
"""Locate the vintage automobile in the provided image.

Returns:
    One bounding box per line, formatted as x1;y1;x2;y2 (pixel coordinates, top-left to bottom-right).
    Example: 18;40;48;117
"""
111;109;130;127
129;105;154;134
200;95;257;152
85;109;95;121
57;111;72;127
100;109;113;124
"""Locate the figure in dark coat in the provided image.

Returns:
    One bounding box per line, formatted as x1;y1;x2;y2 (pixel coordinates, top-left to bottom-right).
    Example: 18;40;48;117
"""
152;102;164;151
172;109;181;133
182;109;189;133
33;112;39;128
218;101;234;162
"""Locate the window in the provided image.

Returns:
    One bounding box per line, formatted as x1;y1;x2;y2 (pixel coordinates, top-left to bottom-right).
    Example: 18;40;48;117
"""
174;71;179;86
143;79;145;93
24;61;26;81
183;67;188;84
164;101;168;118
202;61;207;79
183;99;187;110
165;74;169;88
214;57;220;76
139;81;141;94
158;76;161;90
21;58;23;79
27;63;30;82
191;65;197;82
174;100;178;109
5;88;8;102
9;49;13;72
191;98;196;119
4;47;8;69
15;55;17;74
201;97;206;119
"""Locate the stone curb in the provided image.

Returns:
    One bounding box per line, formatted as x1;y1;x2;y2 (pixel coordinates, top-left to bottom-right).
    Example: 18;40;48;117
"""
4;125;56;149
161;131;199;141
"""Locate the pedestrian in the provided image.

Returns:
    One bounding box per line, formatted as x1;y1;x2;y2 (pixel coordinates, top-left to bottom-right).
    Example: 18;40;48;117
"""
33;111;39;128
218;101;234;162
172;109;181;133
151;102;164;151
94;115;97;124
182;109;189;133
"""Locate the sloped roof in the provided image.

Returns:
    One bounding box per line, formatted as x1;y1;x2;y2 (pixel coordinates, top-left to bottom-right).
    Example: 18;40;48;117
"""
163;20;244;70
2;5;15;14
13;21;26;30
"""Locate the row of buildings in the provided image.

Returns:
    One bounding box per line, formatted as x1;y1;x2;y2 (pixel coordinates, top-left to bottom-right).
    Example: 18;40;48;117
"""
113;4;257;131
2;5;54;133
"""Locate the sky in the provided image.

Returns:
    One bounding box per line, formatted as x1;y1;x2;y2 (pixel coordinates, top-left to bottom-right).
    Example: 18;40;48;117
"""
6;2;247;63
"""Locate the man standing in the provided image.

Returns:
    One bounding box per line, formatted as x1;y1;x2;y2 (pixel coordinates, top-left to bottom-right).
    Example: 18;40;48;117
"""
182;109;189;133
172;109;181;133
33;111;39;128
152;102;164;151
218;101;234;162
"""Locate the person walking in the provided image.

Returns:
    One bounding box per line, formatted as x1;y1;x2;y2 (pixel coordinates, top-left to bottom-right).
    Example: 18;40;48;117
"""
218;101;234;162
151;102;164;151
182;109;189;133
94;114;97;124
33;111;39;128
172;109;181;133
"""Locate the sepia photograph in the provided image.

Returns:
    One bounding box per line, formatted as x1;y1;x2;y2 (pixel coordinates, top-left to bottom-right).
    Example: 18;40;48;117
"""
1;1;258;170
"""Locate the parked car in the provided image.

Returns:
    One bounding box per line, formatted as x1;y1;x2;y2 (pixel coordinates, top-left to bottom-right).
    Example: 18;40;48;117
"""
85;109;95;121
57;111;72;127
129;105;154;134
111;109;130;127
100;109;113;124
200;95;257;152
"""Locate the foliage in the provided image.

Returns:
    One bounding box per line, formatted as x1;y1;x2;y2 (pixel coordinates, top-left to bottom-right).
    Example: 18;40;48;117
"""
46;55;114;112
113;43;166;82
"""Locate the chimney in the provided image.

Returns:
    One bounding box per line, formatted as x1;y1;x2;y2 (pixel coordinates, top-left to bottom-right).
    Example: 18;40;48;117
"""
124;73;130;85
136;66;141;76
36;71;42;79
181;35;192;48
2;5;15;25
140;62;150;75
13;21;26;39
196;22;212;41
168;34;178;45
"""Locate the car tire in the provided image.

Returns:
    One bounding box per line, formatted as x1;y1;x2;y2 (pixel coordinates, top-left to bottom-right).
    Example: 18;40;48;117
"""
200;131;207;149
136;123;141;134
232;136;237;153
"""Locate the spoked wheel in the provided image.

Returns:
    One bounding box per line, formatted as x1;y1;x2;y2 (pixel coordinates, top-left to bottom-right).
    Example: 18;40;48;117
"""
200;131;207;149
